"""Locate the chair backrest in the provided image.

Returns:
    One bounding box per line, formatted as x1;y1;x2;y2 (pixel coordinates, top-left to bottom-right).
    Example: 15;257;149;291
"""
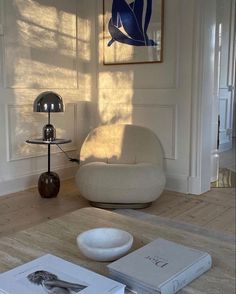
80;124;164;167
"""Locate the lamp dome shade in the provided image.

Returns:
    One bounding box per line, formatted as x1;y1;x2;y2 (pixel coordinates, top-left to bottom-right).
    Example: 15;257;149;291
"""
33;91;64;112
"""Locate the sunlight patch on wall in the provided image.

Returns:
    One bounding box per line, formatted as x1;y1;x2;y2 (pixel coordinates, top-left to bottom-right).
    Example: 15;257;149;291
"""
78;18;92;62
98;102;133;125
76;9;93;99
80;125;133;163
4;0;77;89
97;7;135;127
99;71;134;89
97;6;134;126
98;89;133;125
6;103;77;161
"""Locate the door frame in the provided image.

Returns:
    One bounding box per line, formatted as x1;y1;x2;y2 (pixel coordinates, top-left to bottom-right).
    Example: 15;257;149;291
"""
188;0;217;194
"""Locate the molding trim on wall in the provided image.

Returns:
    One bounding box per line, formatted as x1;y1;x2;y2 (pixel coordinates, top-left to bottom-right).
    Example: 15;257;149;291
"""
219;97;228;127
0;0;4;88
189;0;216;194
3;0;78;89
0;38;3;89
219;87;234;149
219;141;233;152
0;0;3;28
172;0;181;90
6;103;78;161
0;164;77;197
132;103;177;159
97;102;177;159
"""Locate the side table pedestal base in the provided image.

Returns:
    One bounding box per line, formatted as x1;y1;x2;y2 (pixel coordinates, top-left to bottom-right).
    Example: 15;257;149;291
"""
38;172;60;198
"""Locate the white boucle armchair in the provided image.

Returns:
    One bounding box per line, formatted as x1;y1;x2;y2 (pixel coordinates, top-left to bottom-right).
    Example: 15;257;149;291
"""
75;124;166;208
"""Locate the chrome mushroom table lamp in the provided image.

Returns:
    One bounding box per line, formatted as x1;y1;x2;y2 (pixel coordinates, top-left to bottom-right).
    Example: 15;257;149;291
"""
26;92;71;198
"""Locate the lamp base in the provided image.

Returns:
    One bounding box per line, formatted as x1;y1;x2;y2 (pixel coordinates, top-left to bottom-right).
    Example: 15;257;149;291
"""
38;172;60;198
43;124;56;141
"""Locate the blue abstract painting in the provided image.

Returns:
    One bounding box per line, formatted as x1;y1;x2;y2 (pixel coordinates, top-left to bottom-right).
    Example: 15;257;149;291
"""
107;0;156;47
103;0;163;64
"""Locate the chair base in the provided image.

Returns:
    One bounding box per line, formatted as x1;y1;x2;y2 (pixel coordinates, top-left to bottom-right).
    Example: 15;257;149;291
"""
89;201;152;209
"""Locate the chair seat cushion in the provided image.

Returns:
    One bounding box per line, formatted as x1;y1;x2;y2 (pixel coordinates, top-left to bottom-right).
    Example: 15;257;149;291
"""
75;162;166;203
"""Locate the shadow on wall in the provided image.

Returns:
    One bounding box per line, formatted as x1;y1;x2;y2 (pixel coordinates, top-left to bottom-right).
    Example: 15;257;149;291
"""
0;0;97;187
4;0;99;100
79;124;166;171
94;1;167;150
6;0;78;88
3;0;95;152
3;0;167;185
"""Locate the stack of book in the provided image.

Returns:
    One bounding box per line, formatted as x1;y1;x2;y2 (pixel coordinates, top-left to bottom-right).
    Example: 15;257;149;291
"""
0;238;212;294
0;254;126;294
107;238;212;294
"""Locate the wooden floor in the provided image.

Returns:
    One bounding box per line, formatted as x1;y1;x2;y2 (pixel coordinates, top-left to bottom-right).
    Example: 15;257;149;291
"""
0;178;235;238
140;187;235;235
0;179;89;237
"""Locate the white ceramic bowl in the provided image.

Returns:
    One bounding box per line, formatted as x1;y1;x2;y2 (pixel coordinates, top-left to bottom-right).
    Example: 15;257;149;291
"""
76;227;133;261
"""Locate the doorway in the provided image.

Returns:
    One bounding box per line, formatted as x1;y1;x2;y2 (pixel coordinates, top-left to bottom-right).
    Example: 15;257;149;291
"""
212;0;235;188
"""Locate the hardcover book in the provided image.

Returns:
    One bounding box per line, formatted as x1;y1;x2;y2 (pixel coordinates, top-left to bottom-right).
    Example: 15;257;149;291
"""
0;254;125;294
108;238;212;294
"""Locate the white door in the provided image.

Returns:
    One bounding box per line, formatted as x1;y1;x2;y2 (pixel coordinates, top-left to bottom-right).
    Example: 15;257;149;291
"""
218;0;235;152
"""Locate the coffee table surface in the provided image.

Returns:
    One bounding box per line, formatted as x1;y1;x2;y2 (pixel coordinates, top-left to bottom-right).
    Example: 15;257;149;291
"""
0;207;234;293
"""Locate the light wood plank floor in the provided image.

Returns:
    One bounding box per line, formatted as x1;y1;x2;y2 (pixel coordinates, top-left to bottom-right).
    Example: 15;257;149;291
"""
0;180;89;237
0;178;235;237
140;188;235;235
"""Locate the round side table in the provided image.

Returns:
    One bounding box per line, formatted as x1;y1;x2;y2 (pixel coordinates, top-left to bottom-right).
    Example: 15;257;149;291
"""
26;138;71;198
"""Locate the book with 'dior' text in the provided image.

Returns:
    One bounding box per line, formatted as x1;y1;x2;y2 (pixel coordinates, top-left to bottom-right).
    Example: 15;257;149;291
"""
0;254;125;294
107;238;212;294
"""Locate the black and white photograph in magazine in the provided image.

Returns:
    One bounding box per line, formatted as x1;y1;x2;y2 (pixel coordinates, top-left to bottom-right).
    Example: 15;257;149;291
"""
16;265;88;294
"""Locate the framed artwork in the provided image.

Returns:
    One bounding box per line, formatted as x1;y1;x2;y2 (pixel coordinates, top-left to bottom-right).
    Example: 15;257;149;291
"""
103;0;164;65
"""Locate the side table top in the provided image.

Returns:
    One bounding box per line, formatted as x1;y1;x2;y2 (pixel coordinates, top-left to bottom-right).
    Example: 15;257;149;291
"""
26;138;71;145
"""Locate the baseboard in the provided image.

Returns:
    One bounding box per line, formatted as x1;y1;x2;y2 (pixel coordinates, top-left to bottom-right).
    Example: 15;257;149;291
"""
166;174;212;195
165;174;189;194
0;170;206;197
0;165;78;197
187;176;211;195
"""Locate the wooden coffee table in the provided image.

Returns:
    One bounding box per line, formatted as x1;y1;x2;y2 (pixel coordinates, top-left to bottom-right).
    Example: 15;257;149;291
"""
0;207;234;293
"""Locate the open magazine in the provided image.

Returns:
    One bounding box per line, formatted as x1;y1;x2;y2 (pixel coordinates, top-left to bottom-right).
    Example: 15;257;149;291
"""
0;254;125;294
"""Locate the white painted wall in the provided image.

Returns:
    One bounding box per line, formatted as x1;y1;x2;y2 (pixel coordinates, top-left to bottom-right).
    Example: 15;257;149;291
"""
95;0;194;193
87;0;217;194
189;0;217;193
0;0;218;196
0;0;94;196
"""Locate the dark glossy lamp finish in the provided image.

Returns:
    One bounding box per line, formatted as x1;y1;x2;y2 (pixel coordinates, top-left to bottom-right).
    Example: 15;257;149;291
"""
38;172;60;198
33;91;64;113
33;91;64;142
32;91;65;198
26;139;71;199
43;124;56;141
